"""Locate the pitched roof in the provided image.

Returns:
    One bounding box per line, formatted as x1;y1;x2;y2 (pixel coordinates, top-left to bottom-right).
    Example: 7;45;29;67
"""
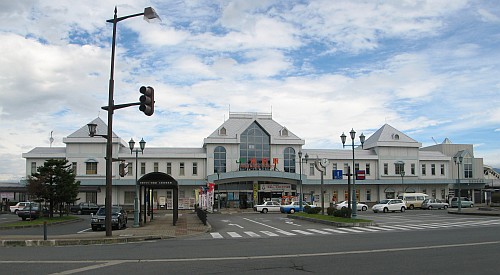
67;117;119;139
204;112;304;145
363;124;421;149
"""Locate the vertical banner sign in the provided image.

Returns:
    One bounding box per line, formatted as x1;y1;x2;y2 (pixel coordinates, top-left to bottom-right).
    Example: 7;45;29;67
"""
253;182;258;203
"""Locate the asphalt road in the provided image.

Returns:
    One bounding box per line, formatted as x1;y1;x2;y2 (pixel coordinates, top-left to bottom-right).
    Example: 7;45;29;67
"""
1;210;500;274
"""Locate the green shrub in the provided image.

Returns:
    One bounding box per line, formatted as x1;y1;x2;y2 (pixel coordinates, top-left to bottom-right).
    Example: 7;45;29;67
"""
307;206;322;214
327;206;335;216
333;207;351;218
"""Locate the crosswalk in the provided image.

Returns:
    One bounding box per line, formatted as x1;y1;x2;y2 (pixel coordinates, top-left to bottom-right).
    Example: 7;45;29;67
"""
210;219;500;239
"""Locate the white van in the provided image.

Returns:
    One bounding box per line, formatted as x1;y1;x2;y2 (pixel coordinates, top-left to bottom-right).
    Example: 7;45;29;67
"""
397;193;429;209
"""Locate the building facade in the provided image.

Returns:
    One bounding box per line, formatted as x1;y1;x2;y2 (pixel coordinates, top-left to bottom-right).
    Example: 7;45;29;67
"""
21;112;488;209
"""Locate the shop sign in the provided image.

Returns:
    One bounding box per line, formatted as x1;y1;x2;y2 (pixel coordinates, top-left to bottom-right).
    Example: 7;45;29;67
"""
260;184;291;191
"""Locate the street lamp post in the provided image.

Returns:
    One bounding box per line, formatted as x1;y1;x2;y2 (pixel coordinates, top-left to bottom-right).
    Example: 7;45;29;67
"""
454;154;464;212
341;129;365;218
129;138;145;227
88;6;160;237
297;151;309;212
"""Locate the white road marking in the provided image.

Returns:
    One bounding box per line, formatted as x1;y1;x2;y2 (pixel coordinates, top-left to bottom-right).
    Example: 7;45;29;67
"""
210;233;223;239
307;229;331;235
244;231;260;237
261;231;279;237
292;229;314;235
227;232;242;238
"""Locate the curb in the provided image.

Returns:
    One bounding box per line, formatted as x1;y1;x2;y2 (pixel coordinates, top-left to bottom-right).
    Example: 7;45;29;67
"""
0;235;171;247
287;215;375;227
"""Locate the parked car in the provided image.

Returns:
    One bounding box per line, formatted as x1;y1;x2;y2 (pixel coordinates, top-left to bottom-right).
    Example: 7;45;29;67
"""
10;202;34;214
280;201;317;214
91;206;128;231
17;204;49;220
253;201;281;213
450;197;474;208
334;201;368;211
421;198;449;210
397;193;429;209
372;199;406;213
70;202;101;215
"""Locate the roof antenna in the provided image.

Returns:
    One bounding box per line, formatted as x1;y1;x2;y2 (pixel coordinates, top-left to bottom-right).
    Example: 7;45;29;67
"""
431;137;438;145
50;131;54;147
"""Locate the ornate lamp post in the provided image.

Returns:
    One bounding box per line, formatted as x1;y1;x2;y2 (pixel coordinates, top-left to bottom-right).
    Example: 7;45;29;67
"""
454;154;464;212
129;138;145;227
341;129;365;218
297;151;309;211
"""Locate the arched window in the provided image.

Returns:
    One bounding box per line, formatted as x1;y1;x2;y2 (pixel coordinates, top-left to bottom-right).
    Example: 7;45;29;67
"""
284;147;296;173
214;146;226;173
239;122;270;170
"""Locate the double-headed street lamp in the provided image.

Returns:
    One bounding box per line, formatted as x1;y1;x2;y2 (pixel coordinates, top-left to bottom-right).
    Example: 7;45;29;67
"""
88;6;160;237
454;154;464;212
341;129;365;218
129;138;146;227
297;151;309;211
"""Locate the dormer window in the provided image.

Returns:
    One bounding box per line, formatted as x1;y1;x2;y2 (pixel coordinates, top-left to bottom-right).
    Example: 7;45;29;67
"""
219;127;227;136
392;134;400;140
280;127;289;137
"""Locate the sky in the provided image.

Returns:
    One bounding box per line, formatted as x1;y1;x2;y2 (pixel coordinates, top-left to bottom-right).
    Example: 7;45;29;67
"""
1;0;499;181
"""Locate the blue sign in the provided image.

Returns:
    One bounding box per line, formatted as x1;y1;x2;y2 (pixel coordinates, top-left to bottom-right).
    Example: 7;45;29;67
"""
333;170;343;180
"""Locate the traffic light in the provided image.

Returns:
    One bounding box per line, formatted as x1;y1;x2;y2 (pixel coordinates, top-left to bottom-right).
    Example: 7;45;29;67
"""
119;162;128;177
139;86;154;116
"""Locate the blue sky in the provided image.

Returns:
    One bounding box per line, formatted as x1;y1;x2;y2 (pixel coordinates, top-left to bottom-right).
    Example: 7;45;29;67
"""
0;0;499;180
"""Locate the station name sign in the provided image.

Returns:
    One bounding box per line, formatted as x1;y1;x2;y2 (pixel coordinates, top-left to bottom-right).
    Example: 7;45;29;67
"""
139;181;176;186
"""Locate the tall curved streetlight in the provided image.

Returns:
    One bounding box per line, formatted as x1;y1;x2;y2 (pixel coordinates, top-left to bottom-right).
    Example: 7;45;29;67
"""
129;138;146;227
88;6;160;237
341;129;365;218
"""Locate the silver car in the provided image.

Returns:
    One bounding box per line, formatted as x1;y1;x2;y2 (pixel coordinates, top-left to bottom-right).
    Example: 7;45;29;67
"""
372;199;406;213
421;198;449;210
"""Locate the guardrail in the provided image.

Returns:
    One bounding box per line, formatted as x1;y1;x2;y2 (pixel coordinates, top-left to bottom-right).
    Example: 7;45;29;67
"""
195;206;207;225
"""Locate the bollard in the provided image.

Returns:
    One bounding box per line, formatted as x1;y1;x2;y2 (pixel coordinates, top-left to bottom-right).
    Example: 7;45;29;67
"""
43;221;47;240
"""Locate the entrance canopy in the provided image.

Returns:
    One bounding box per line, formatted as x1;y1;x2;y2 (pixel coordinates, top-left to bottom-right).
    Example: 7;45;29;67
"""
138;172;178;226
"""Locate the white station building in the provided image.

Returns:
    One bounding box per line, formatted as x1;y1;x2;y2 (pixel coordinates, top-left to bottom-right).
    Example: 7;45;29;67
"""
21;112;488;210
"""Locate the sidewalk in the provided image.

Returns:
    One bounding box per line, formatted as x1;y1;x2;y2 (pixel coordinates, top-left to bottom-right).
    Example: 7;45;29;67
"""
0;210;210;247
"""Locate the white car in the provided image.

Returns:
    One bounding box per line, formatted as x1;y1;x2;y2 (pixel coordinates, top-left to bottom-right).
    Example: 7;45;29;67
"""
372;199;406;213
334;201;368;211
10;202;34;214
253;201;281;213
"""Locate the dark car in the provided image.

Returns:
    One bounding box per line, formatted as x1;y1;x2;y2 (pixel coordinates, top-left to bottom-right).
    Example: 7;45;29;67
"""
70;202;101;215
17;205;49;221
91;206;128;231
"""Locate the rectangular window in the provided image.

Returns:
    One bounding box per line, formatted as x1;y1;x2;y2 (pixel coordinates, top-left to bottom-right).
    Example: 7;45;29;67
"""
72;162;77;175
354;163;359;173
167;162;172;175
421;164;426;175
85;192;97;203
124;191;134;204
411;163;415;175
366;189;371;201
464;161;473;178
31;162;37;175
431;164;436;175
441;189;446;200
343;163;349;174
309;163;315;176
127;162;133;175
440;164;445;175
332;163;337;171
86;162;97;175
366;163;370;175
384;163;388;175
141;162;146;175
154;162;159;172
180;162;185;176
395;163;404;175
193;162;198;175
